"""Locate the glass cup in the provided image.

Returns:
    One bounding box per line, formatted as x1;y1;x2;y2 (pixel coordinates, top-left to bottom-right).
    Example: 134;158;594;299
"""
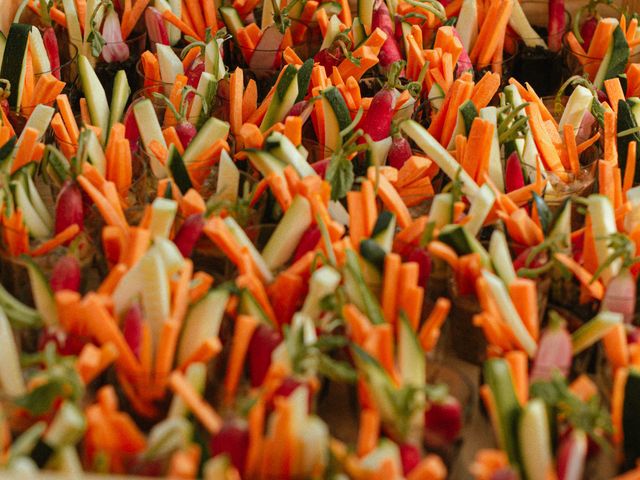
474;43;519;87
508;1;571;96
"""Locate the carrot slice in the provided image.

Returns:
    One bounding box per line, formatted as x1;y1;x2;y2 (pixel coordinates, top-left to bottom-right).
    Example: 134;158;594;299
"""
418;297;451;351
554;252;604;300
224;315;259;403
169;370;222;434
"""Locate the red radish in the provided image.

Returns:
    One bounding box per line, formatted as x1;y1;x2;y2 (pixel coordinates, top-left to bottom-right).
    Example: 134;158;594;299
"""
50;255;81;293
387;136;412;169
576;110;596;145
512;247;548;271
145;7;170;48
38;327;87;356
313;47;344;70
405;247;432;289
531;314;572;381
557;429;587;480
596;89;607;104
209;421;249;475
269;377;313;412
175;121;197;147
452;28;473;76
122;302;144;358
491;469;519;480
173;213;204;257
505;152;526;193
186;59;205;90
311;158;330;178
123;104;141;151
0;98;8;118
248;324;282;387
42;28;61;80
359;89;397;141
101;8;130;63
399;443;421;475
547;0;566;52
293;226;321;262
628;327;640;344
287;101;308;118
372;0;403;70
600;269;636;324
55;180;84;239
580;17;598;51
424;395;463;446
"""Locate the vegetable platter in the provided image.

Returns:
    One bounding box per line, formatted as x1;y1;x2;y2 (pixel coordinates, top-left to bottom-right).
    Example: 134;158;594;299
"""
4;0;640;478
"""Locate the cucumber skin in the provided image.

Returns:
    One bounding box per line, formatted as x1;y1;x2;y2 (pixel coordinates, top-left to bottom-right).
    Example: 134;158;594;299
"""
623;370;640;469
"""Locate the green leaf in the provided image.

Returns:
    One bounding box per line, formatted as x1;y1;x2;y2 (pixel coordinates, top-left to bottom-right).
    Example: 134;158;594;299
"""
326;154;354;201
14;380;65;415
317;354;357;383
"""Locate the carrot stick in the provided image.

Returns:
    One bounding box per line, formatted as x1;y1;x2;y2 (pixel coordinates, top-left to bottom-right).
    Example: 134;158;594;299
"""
153;319;180;395
223;315;259;403
427;241;459;269
603;323;629;372
471;72;500;109
360;180;378;236
508;278;539;341
242;80;258;123
347;191;365;247
611;367;628;445
624;141;637;195
169;370;222;434
554;252;604;300
77;175;128;231
122;0;152;39
604;109;618;165
577;132;601;155
56;94;79;143
381;253;401;325
418;297;451;352
366;167;412;228
563;124;580;175
97;263;128;295
161;9;201;40
30;224;80;256
11;127;39;174
505;351;528;405
357;409;380;457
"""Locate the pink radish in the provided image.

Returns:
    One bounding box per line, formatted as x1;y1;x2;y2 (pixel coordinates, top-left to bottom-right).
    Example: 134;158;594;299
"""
293;226;321;262
173;213;204;257
399;443;421;475
145;7;170;48
311;158;330;178
512;247;548;271
209;421;249;475
50;255;81;293
531;313;572;381
313;47;344;71
557;429;587;480
600;269;636;324
186;59;205;89
387;136;412;169
122;302;144;358
548;0;566;52
175;121;197;147
268;377;313;413
452;28;473;76
580;17;598;51
38;327;87;355
101;9;130;63
42;28;61;80
123;104;141;151
372;0;403;70
248;324;282;387
576;110;596;145
55;180;84;239
424;395;463;447
359;89;397;141
287;101;308;118
405;246;432;289
505;152;525;193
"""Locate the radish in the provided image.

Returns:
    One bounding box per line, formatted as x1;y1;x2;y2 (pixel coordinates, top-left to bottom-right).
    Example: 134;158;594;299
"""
154;92;197;147
122;302;144;359
42;28;61;80
186;59;205;90
293;226;321;262
580;17;598;51
399;443;421;475
287;101;308;118
311;158;330;178
531;313;572;381
38;327;87;356
424;395;463;447
406;247;432;289
248;324;282;387
601;269;636;324
173;213;204;257
557;429;587;480
123;104;141;151
50;255;81;293
313;47;344;71
55;180;84;239
209;421;249;475
269;377;313;413
548;0;566;52
359;89;397;141
452;28;473;76
576;110;596;145
101;8;130;63
372;0;403;70
505;152;525;193
145;7;170;48
387;136;412;169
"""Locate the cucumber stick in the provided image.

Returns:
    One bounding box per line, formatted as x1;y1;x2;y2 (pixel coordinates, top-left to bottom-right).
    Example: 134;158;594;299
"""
588;195;621;284
12;180;51;239
149;197;178;239
490;230;516;285
483;271;537;357
260;65;299;132
518;399;552;480
78;55;110;143
140;250;171;348
23;257;58;326
484;358;521;466
401;120;480;199
0;305;26;396
216;150;239;202
133;98;167;178
224;217;273;283
397;314;425;389
0;24;30;110
183;117;229;165
18;104;55;146
108;70;130;135
28;27;51;75
262;195;312;270
558;86;593;136
157;44;184;88
301;266;341;320
571;310;622;354
508;0;546;48
464;183;495;237
456;0;478;52
176;290;229;365
429;193;454;229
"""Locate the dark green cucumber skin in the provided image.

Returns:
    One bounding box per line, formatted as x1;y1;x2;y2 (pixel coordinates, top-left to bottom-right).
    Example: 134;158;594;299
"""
371;211;394;238
359;239;386;272
0;24;31;109
460;100;478;136
438;224;473;256
296;59;314;103
322;86;352;131
602;26;629;84
167;146;193;193
623;369;640;469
